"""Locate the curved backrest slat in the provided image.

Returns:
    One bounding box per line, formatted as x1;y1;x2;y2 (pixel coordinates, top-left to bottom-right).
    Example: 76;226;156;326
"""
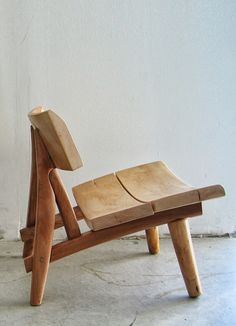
28;107;83;171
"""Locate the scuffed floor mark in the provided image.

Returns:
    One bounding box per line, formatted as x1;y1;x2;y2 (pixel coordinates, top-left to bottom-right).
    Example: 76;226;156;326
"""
81;264;112;283
81;261;236;290
129;312;137;326
157;286;185;299
81;263;180;287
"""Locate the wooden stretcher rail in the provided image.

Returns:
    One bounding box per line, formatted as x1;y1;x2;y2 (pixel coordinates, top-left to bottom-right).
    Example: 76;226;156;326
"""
24;202;202;273
20;206;84;242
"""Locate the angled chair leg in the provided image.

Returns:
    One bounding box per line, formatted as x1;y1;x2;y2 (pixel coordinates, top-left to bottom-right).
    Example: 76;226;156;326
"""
168;219;202;297
23;127;37;258
49;169;81;239
30;187;55;306
30;129;55;306
145;227;160;254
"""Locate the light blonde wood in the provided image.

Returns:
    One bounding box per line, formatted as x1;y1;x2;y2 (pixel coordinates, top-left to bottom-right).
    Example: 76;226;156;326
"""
198;185;225;201
23;127;38;258
30;129;55;306
145;227;160;254
20;206;84;242
116;161;225;212
50;170;81;239
72;174;154;230
25;203;203;272
28;107;83;171
168;219;202;297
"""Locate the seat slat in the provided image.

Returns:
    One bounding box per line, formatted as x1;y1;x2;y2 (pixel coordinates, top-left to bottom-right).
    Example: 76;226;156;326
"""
72;174;154;231
116;161;225;213
198;185;225;201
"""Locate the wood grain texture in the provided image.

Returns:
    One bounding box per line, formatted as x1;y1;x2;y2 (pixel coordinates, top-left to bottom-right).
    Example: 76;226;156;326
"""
198;185;225;201
73;173;154;230
23;108;226;305
23;127;38;258
28;107;83;171
30;129;55;306
24;203;202;272
145;227;160;254
20;206;83;242
50;169;81;239
116;161;225;212
168;219;202;297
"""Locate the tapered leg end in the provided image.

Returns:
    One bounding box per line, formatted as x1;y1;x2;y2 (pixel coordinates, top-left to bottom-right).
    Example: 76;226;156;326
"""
145;227;160;255
168;219;202;298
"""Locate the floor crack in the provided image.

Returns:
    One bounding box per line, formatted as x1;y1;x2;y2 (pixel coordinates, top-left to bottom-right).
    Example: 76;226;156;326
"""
81;265;109;283
81;264;172;287
129;312;137;326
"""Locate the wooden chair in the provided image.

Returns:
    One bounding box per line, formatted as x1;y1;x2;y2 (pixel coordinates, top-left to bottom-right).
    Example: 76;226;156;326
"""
20;107;225;306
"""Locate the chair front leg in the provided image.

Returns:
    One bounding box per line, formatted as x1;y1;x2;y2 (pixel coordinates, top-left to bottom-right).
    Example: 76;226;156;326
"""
30;175;55;306
168;218;202;297
145;226;160;254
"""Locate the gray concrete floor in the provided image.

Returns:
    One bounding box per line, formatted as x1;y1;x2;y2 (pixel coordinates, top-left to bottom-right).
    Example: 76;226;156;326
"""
0;238;235;326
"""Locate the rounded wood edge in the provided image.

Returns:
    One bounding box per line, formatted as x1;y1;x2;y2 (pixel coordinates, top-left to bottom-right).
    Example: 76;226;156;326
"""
145;227;160;254
28;106;46;116
198;184;226;201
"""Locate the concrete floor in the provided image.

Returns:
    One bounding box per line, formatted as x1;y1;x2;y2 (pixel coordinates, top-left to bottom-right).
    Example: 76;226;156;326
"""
0;238;235;326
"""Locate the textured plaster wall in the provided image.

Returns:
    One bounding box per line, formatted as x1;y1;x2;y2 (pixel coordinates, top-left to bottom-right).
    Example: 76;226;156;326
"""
0;0;235;240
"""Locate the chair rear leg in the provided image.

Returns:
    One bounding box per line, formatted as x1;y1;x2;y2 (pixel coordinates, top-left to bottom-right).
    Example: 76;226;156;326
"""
23;127;38;258
30;129;56;306
168;218;202;297
145;227;160;254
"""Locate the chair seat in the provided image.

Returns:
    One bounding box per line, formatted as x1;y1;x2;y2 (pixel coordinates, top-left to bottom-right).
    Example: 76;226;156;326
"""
73;161;225;231
72;174;154;230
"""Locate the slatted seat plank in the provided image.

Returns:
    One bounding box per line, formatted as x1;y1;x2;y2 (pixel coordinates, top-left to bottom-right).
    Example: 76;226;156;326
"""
72;173;154;230
116;161;225;212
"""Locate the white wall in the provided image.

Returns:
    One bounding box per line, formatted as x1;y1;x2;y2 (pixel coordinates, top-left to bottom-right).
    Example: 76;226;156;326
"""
0;0;235;240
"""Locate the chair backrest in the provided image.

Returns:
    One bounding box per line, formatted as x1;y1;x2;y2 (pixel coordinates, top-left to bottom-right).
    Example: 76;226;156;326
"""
28;107;83;171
